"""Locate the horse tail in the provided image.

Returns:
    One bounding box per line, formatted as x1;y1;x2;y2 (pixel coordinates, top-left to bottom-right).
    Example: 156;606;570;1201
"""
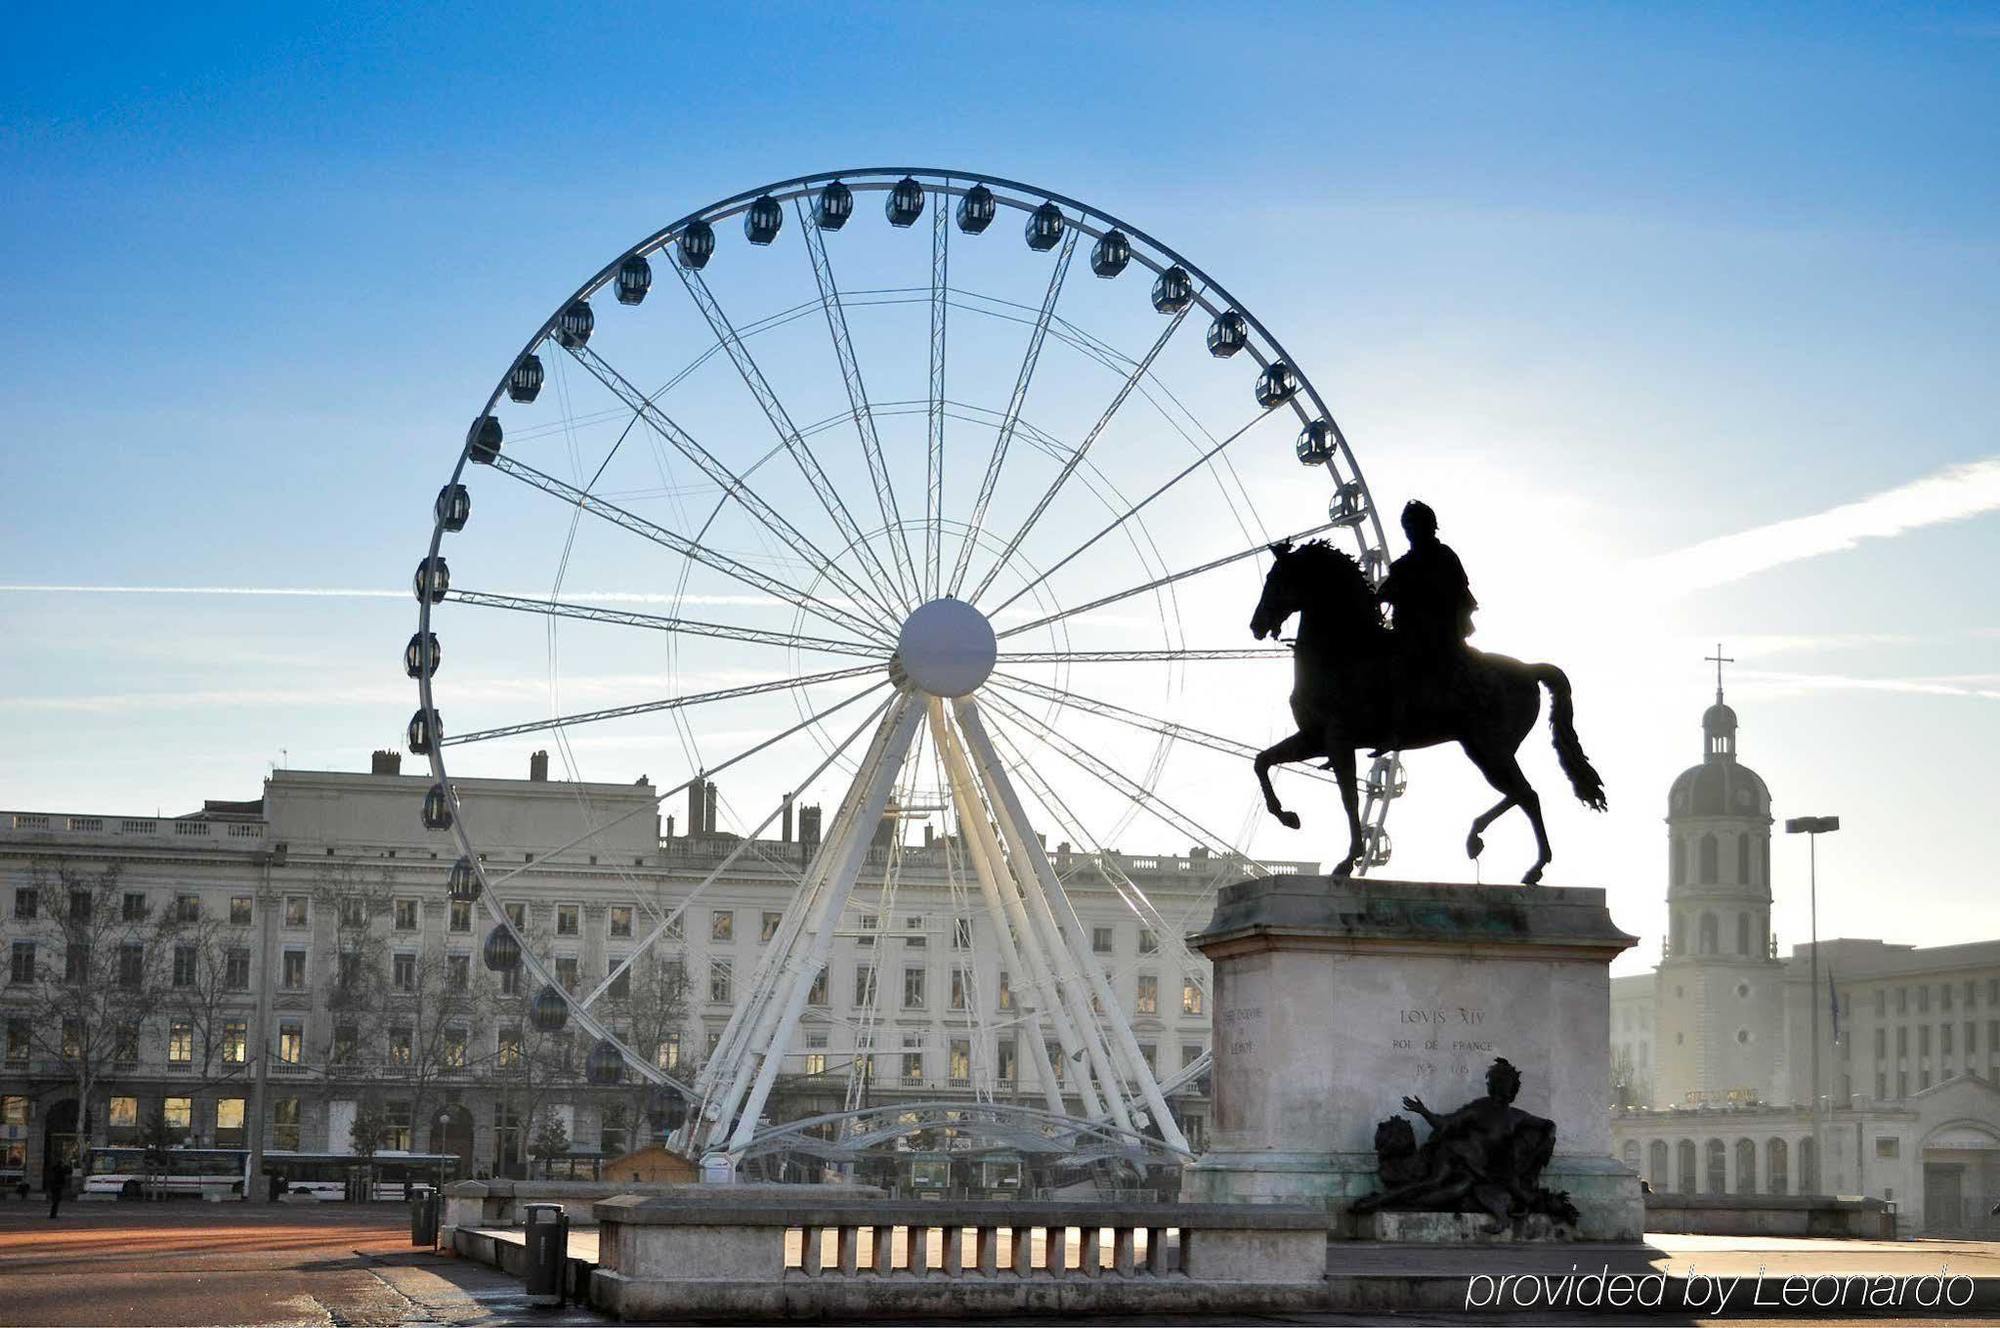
1533;664;1607;812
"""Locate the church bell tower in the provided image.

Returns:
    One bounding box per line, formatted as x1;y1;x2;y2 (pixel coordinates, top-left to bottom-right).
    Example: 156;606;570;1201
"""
1652;648;1782;1106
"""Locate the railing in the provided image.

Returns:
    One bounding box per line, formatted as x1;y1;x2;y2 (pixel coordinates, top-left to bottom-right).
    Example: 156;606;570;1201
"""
2;812;266;847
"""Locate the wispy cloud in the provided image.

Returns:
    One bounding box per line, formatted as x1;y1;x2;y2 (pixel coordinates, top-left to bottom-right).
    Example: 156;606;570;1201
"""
1640;455;2000;594
1738;669;2000;702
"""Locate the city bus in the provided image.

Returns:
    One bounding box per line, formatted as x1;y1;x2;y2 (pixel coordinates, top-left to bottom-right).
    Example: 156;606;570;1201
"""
82;1146;458;1200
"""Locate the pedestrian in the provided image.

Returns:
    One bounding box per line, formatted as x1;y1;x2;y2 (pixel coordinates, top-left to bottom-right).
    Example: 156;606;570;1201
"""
46;1160;71;1219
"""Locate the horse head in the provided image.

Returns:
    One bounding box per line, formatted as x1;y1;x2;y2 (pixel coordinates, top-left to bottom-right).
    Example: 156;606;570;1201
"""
1249;541;1298;640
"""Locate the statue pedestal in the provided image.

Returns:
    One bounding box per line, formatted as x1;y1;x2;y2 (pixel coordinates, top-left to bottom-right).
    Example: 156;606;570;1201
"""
1179;877;1644;1242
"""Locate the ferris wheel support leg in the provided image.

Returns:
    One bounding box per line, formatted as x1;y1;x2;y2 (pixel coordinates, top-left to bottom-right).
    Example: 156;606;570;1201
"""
935;704;1109;1122
716;695;925;1159
952;701;1134;1133
928;699;1068;1119
955;697;1193;1155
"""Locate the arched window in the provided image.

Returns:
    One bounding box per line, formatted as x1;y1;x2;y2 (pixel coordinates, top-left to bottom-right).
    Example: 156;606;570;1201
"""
1737;912;1751;956
1800;1136;1819;1193
1677;1139;1697;1192
1761;840;1771;889
1737;834;1750;884
1699;912;1719;955
1705;1139;1727;1193
1622;1140;1641;1173
1699;834;1718;884
1648;1140;1670;1190
1672;837;1686;886
1670;912;1685;958
1735;1138;1757;1194
1766;1137;1789;1195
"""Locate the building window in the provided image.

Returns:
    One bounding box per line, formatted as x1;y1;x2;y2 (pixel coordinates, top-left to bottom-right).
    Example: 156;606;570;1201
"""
174;894;199;923
854;965;877;1008
710;910;733;942
555;955;579;991
953;918;972;950
902;966;926;1009
4;1020;28;1065
170;944;195;988
225;948;251;990
1138;1042;1157;1073
1092;926;1114;955
949;1039;972;1086
505;901;526;929
857;916;877;947
997;1038;1017;1081
1183;1043;1204;1069
449;899;471;933
808;967;828;1006
8;942;32;985
443;1027;468;1069
390;1026;413;1066
997;971;1013;1010
220;1022;248;1065
804;1032;828;1077
609;906;634;938
229;895;253;926
901;1035;924;1085
761;911;782;943
116;891;143;922
281;948;306;990
12;888;35;920
108;1096;138;1142
658;1032;680;1071
498;1027;522;1069
556;904;579;936
1698;833;1718;884
1139;928;1159;955
447;953;469;991
949;969;969;1011
333;1024;358;1065
168;1022;193;1065
905;916;926;947
1182;981;1204;1016
273;1098;301;1150
162;1097;192;1139
284;895;308;927
384;1101;412;1152
215;1098;246;1147
1698;912;1718;955
1920;1025;1932;1056
391;898;417;931
279;1022;303;1065
604;960;630;1001
1137;974;1158;1015
118;943;145;988
65;943;88;982
709;959;732;1004
393;953;417;991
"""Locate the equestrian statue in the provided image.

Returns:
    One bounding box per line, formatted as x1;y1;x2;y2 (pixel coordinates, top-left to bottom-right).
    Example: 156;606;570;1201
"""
1249;500;1606;885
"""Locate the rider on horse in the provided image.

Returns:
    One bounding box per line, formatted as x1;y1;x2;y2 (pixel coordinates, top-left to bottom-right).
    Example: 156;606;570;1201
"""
1376;500;1477;749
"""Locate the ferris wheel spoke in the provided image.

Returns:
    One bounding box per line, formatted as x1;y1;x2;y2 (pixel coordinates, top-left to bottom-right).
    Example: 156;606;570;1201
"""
795;198;921;606
486;451;891;645
996;519;1340;641
439;663;882;746
669;261;911;619
556;341;903;631
479;679;889;894
446;588;882;658
947;226;1080;597
926;192;949;601
988;672;1344;790
987;405;1283;618
1003;647;1289;664
978;689;1262;865
578;691;893;1012
968;303;1191;604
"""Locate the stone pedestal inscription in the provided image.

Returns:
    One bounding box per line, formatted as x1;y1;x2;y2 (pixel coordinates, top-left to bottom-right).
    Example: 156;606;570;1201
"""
1180;877;1645;1242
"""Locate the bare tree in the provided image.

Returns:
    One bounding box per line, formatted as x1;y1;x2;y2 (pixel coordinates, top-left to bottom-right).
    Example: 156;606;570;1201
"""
158;908;259;1115
598;957;691;1156
14;863;181;1156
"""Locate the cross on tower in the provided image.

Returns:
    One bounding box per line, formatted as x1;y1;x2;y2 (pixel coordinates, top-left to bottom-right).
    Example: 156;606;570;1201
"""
1705;643;1734;703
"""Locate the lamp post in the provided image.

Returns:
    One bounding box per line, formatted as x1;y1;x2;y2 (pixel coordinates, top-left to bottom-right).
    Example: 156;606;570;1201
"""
1785;814;1839;1193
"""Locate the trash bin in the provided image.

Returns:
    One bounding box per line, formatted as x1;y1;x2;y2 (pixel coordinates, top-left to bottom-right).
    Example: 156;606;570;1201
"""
409;1184;439;1248
522;1202;569;1308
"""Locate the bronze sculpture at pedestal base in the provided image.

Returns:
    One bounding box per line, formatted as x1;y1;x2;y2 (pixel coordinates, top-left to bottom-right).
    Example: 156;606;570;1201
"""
1351;1058;1581;1234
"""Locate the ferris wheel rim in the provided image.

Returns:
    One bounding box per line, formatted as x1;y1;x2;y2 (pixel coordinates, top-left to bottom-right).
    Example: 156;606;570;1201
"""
409;165;1403;1118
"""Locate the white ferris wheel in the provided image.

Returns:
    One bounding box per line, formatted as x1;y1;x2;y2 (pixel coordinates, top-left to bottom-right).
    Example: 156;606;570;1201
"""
408;169;1399;1167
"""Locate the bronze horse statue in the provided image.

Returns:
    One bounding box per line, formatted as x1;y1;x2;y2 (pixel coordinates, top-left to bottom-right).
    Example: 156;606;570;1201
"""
1249;539;1605;884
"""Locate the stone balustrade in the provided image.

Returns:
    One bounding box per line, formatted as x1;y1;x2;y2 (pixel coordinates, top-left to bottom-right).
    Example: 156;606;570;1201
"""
589;1195;1327;1320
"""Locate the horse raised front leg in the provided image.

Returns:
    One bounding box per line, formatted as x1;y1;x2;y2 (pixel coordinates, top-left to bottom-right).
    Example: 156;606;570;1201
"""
1253;730;1320;831
1466;795;1515;862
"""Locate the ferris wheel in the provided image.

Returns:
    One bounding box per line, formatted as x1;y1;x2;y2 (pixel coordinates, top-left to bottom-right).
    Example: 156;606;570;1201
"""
407;168;1399;1162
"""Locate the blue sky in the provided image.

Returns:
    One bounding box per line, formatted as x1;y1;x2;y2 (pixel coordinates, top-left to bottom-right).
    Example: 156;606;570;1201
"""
2;3;1996;972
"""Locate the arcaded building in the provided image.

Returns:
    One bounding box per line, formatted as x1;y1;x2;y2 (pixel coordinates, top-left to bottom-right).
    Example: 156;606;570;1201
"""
1611;685;2000;1236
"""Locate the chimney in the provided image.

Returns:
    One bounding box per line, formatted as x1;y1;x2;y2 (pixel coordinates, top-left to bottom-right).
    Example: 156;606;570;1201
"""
799;804;823;864
703;779;718;835
781;793;794;844
370;750;402;776
923;823;935;849
529;750;550;782
688;779;706;837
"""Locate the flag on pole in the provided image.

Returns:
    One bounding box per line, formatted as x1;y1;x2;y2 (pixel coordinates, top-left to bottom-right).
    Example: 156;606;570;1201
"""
1828;969;1841;1045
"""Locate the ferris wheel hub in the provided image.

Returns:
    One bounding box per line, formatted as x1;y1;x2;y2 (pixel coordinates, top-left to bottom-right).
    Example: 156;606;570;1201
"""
894;597;997;698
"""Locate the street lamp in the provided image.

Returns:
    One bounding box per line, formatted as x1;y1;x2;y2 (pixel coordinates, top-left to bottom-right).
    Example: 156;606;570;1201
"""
1786;814;1840;1193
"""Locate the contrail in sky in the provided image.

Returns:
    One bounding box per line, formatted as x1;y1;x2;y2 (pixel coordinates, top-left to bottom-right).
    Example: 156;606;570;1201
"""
1642;455;2000;593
